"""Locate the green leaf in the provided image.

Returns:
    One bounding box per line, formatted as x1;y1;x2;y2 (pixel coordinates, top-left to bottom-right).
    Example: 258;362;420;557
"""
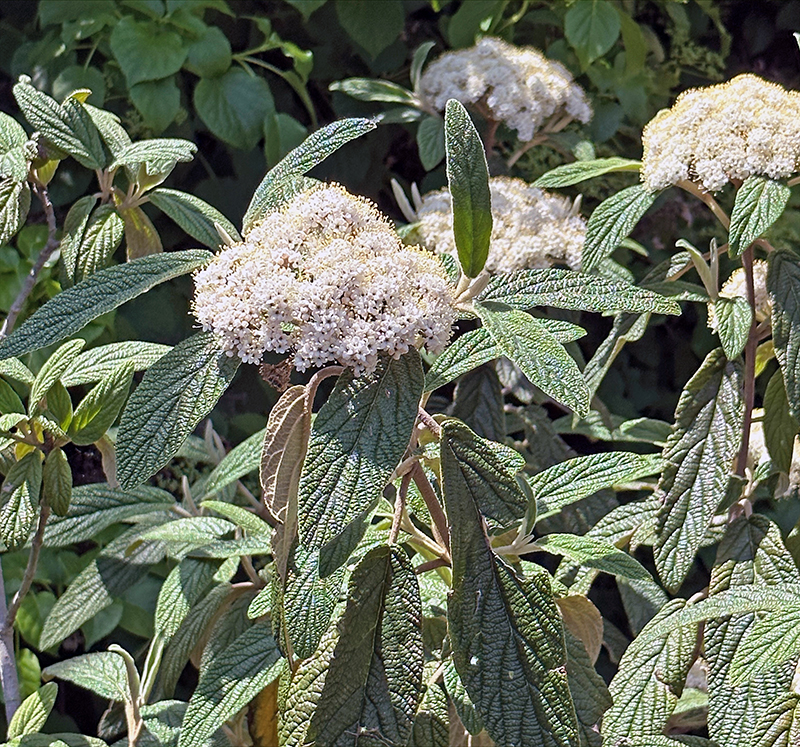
185;25;232;77
728;610;800;686
13;79;105;170
43;651;128;701
476;305;590;416
0;358;34;386
116;333;240;490
416;116;446;171
442;448;579;747
68;360;135;445
2;734;106;747
58;195;97;287
119;204;162;259
43;448;72;517
203;427;265;496
443;660;483;736
705;514;799;747
440;419;528;530
444;100;492;278
83;103;132;159
112;138;197;183
43;484;174;547
751;692;800;747
0;111;28;153
297;351;423;564
307;546;424;747
194;67;274;150
178;622;284;747
61;341;172;387
40;527;166;650
769;250;800;422
583;184;657;272
0;250;212;360
0;378;25;414
330;78;417;105
411;41;436;90
29;339;85;413
529;451;663;522
602;600;698;742
109;16;188;86
478;267;680;315
564;629;611;744
0;179;31;247
653;348;744;590
713;296;752;359
564;0;621;65
129;76;181;133
424;328;499;392
155;558;220;639
450;364;505;442
409;680;449;747
533;157;640;188
149;188;241;250
728;176;791;258
201;500;269;535
7;682;58;738
763;368;800;473
52;65;106;107
244;117;376;232
533;533;652;581
335;0;404;59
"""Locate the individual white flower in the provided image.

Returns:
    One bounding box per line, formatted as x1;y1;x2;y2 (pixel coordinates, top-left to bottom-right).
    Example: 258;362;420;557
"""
641;74;800;192
418;37;592;142
415;176;586;273
192;184;456;375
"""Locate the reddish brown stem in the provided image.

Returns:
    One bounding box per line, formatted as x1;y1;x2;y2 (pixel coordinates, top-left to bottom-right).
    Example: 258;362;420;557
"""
735;246;758;477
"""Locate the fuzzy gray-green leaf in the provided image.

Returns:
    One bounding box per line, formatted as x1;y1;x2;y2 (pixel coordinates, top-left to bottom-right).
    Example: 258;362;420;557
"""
178;622;284;747
750;691;800;747
297;351;423;564
307;546;424;747
713;295;752;360
728;609;800;686
583;184;657;272
477;305;590;416
149;188;241;250
768;250;800;422
424;328;499;392
69;360;134;445
534;158;640;188
116;333;240;490
653;348;743;590
155;558;220;640
728;176;791;258
61;341;171;387
0;250;211;361
763;368;800;473
203;427;265;496
0;178;30;246
43;652;128;702
1;452;42;550
7;682;58;738
534;534;651;581
444;100;492;278
479;268;680;316
72;204;125;283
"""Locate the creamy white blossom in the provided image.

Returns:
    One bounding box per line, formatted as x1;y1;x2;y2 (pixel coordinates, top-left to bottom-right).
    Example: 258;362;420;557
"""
192;184;456;375
415;176;586;273
418;37;592;142
642;74;800;192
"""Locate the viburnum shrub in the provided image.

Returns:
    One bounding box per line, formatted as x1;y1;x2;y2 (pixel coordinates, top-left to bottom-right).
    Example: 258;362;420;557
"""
1;44;800;747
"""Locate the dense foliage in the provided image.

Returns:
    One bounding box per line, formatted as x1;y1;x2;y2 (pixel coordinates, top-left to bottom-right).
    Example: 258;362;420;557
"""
1;1;800;746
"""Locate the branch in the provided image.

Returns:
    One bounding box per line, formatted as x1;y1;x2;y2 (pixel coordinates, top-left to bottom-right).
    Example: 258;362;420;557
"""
735;246;759;479
0;569;20;722
677;180;731;230
0;184;60;339
411;462;450;556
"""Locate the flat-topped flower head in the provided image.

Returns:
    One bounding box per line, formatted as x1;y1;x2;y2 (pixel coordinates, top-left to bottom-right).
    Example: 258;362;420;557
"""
418;37;592;142
193;184;456;375
641;74;800;193
416;176;586;273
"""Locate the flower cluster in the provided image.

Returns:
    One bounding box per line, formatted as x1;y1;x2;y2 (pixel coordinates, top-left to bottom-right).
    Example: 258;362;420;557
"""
415;176;586;273
708;260;770;332
192;184;456;375
641;74;800;192
418;37;592;142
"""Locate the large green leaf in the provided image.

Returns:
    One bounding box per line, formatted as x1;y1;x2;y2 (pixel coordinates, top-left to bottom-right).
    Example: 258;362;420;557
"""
40;527;166;650
244;118;376;231
706;515;799;747
564;0;621;65
178;622;284;747
297;351;423;565
13;78;105;170
533;158;640;188
116;333;240;490
0;250;211;360
653;348;743;590
149;188;241;250
729;609;800;687
68;360;134;445
424;329;499;393
43;652;127;702
442;432;579;747
768;250;800;422
109;16;188;86
751;692;800;747
582;185;657;272
444;100;492;278
417;115;446;170
713;295;752;360
203;427;265;496
440;419;527;530
61;341;171;387
71;204;125;282
477;305;590;416
43;483;173;547
534;534;651;581
479;268;680;316
763;368;800;473
335;0;404;59
155;558;220;639
307;545;423;747
728;176;791;258
7;682;58;738
0;178;30;246
1;452;42;550
602;600;698;743
529;452;663;522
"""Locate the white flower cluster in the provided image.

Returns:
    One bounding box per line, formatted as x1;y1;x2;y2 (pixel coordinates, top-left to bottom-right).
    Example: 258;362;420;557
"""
641;74;800;192
193;184;456;375
418;37;592;142
415;176;586;273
